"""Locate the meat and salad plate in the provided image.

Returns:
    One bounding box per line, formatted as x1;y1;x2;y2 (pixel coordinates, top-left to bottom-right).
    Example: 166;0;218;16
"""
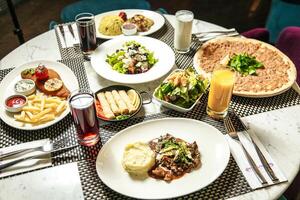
122;134;201;182
95;118;230;199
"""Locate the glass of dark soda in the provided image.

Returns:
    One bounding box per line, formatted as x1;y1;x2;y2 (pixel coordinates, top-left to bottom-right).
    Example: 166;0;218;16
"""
75;13;97;55
69;89;100;146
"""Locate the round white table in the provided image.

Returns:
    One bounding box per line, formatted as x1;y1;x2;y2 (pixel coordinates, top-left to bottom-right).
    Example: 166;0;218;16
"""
0;15;299;200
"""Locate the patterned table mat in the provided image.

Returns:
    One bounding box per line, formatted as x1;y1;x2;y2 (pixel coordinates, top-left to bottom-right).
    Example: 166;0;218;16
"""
0;16;299;200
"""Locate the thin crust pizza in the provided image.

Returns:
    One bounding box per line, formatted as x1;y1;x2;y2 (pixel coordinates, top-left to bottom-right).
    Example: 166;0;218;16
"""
193;37;297;97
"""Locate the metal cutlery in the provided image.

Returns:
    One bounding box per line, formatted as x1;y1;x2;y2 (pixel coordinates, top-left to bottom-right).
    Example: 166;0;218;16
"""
0;138;69;160
193;32;240;42
233;111;279;182
224;116;268;185
193;28;237;36
58;25;67;47
0;142;78;171
67;24;76;40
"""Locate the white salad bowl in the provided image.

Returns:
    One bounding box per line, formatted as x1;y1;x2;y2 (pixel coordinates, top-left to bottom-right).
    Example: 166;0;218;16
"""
153;69;208;113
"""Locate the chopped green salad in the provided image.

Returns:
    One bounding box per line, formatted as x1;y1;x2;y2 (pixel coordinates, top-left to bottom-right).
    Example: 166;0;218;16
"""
228;54;264;76
155;67;209;108
160;137;193;164
106;41;158;74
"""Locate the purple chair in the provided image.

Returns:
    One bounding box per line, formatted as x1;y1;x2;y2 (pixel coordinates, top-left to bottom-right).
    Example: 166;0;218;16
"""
276;27;300;85
241;27;300;85
241;28;270;43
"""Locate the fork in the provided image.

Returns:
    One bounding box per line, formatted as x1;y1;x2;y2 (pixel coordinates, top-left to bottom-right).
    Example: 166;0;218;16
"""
192;32;240;42
58;25;67;47
193;28;237;36
0;138;68;160
0;139;78;171
224;116;268;185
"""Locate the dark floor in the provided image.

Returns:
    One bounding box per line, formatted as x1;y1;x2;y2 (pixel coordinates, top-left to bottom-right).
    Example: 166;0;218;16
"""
0;0;75;59
0;0;299;199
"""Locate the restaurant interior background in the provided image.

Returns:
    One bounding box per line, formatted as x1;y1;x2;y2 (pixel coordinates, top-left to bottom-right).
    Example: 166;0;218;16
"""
0;0;299;199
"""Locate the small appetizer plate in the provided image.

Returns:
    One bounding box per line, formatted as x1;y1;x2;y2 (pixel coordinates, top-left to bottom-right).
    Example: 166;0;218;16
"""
153;69;208;113
94;85;151;122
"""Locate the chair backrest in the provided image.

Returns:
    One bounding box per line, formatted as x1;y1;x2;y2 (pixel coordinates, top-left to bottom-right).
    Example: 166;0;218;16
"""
266;0;300;43
276;26;300;85
61;0;151;23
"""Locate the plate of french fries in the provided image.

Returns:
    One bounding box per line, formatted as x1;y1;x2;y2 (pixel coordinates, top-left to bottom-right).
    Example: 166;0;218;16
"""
0;60;79;130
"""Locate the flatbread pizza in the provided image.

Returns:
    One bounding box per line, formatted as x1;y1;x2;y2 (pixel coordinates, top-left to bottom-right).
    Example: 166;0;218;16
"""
193;37;297;97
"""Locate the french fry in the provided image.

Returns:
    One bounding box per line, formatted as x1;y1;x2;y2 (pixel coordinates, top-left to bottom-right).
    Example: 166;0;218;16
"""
22;106;40;112
20;111;26;120
32;108;52;120
40;96;45;111
45;98;62;104
39;114;55;122
25;111;34;119
27;94;36;100
56;101;66;114
15;115;38;123
44;103;59;109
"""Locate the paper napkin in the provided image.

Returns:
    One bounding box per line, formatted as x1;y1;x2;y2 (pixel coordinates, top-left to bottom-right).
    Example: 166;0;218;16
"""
226;129;287;189
0;139;52;178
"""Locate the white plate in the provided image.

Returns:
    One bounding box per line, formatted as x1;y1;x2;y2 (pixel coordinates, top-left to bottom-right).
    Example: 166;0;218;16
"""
95;9;165;39
90;36;175;84
96;118;230;199
0;60;79;130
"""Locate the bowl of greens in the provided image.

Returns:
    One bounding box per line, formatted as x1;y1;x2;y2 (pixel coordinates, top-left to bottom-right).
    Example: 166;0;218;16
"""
106;41;158;74
153;67;209;112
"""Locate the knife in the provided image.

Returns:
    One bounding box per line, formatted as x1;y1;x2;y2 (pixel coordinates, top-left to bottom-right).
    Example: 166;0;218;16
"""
0;144;79;171
58;25;67;47
233;110;279;182
67;24;76;41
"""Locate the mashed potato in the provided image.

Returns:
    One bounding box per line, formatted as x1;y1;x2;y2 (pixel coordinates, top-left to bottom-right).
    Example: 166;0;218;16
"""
122;142;155;176
99;15;124;36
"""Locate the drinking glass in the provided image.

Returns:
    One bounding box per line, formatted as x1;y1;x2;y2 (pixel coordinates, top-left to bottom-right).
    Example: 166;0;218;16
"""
174;10;194;53
75;13;97;55
69;89;100;146
206;67;235;119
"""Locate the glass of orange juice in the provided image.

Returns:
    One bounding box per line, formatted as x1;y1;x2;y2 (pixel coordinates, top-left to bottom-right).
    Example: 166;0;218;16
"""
206;67;235;119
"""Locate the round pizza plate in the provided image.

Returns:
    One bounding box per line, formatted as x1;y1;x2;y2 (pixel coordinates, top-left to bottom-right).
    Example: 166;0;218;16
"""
193;37;297;98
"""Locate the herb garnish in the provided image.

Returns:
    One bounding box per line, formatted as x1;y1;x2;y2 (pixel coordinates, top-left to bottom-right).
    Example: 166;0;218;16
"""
228;54;263;76
160;138;193;165
116;115;130;120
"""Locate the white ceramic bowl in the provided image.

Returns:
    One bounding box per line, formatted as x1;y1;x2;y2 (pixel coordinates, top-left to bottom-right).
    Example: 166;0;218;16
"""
121;23;137;35
153;69;206;113
14;79;36;96
4;94;27;113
